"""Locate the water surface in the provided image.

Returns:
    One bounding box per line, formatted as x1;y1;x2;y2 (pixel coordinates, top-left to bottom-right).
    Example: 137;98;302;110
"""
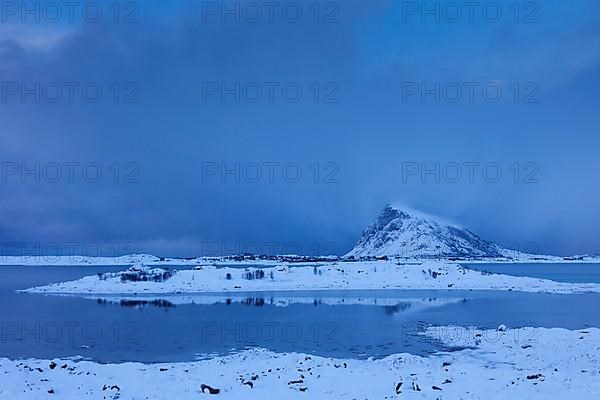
464;263;600;283
1;265;599;363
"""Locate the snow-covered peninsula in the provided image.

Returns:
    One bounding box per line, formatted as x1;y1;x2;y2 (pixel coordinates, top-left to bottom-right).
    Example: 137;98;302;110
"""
22;261;600;295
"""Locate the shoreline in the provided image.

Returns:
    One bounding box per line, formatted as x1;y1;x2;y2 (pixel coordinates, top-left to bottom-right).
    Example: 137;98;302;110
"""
2;326;598;399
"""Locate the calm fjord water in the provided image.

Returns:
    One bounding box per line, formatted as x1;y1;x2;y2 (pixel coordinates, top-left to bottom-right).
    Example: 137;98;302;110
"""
1;264;599;363
464;263;600;283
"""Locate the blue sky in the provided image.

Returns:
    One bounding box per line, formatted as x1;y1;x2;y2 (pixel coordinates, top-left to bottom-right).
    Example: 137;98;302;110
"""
1;0;599;257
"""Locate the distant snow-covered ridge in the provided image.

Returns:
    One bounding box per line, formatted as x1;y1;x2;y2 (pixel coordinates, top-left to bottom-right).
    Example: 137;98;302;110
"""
1;252;599;267
1;326;598;399
22;261;600;295
0;253;339;266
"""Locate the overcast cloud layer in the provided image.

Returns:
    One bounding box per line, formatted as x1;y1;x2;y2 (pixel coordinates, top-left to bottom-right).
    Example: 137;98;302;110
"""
1;0;599;257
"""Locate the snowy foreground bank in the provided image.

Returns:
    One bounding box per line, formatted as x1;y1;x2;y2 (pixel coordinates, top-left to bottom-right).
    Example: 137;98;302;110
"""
23;261;600;295
2;326;598;399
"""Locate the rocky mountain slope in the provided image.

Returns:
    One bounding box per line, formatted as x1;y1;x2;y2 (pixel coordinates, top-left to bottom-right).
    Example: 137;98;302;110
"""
346;205;505;259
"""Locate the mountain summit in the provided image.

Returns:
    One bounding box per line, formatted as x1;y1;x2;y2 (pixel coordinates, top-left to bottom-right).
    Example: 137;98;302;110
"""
346;205;504;259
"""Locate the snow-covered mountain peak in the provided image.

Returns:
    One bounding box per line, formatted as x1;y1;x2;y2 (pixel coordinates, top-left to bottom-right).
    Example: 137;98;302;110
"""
385;203;462;228
346;205;503;259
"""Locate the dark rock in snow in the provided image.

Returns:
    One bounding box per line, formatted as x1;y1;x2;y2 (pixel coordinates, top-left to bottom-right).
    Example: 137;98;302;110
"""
242;381;253;388
527;374;544;380
200;384;220;394
395;382;403;394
